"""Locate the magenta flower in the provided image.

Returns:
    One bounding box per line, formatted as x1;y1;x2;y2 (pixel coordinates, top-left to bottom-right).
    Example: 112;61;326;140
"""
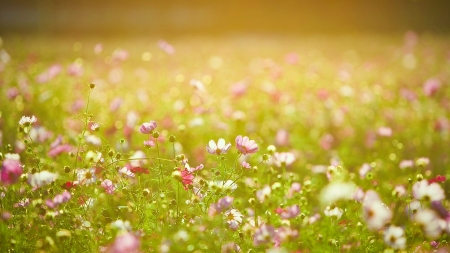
139;121;157;134
1;159;23;185
206;138;231;155
235;135;258;155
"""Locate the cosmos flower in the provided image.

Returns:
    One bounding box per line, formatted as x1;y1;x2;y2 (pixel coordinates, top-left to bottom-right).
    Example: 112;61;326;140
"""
253;224;275;246
1;159;23;186
271;152;296;167
275;205;300;219
384;225;406;250
324;206;344;219
158;40;175;55
107;232;140;253
241;161;251;169
77;168;97;185
414;209;442;239
119;166;135;178
399;160;414;169
206;138;231;155
363;200;392;231
180;168;194;190
235;135;258;155
256;185;271;203
101;179;116;194
412;180;445;202
139;121;157;134
209;196;234;216
19;115;37;126
224;209;243;230
221;242;241;253
28;171;58;188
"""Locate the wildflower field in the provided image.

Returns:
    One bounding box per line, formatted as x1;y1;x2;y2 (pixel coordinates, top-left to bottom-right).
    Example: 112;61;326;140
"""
1;33;450;252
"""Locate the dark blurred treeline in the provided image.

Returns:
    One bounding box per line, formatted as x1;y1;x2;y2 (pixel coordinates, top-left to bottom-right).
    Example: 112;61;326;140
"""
1;0;450;35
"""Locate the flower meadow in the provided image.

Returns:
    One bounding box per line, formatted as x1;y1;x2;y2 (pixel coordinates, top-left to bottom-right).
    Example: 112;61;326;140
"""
0;33;450;252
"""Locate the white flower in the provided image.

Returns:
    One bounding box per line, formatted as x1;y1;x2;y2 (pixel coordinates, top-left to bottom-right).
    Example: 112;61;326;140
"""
85;135;101;146
19;115;37;126
412;180;445;202
324;206;343;219
206;138;231;155
384;225;406;250
209;180;237;191
320;182;356;206
28;171;58;187
271;152;296;167
85;151;102;163
363;200;392;231
129;150;147;167
119;166;135;178
110;220;132;232
256;185;271;203
224;209;243;230
4;153;20;161
414;209;442;239
76;168;97;185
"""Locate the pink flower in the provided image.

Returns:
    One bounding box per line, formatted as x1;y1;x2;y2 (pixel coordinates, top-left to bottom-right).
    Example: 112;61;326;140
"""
67;63;83;77
112;48;129;62
94;43;103;54
208;196;234;216
285;52;299;65
230;82;248;97
101;179;116;194
206;138;231;155
139;121;157;134
377;127;392;137
48;144;72;158
253;224;275;246
275;205;300;219
158;40;175;55
143;140;155;148
107;232;140;253
241;161;251;169
1;159;23;185
423;78;441;96
235;135;258;155
180;169;194;190
275;129;290;146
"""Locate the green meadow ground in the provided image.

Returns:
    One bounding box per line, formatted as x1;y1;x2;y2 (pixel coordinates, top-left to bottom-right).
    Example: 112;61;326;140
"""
0;33;450;252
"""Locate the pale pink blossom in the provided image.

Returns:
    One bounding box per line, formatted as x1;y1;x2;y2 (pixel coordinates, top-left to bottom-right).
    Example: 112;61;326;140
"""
139;121;157;134
271;152;296;167
235;135;258;155
423;78;441;96
158;40;175;55
101;179;116;194
107;232;140;253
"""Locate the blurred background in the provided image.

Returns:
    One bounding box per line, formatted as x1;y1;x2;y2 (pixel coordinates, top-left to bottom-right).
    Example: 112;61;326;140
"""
2;0;450;35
